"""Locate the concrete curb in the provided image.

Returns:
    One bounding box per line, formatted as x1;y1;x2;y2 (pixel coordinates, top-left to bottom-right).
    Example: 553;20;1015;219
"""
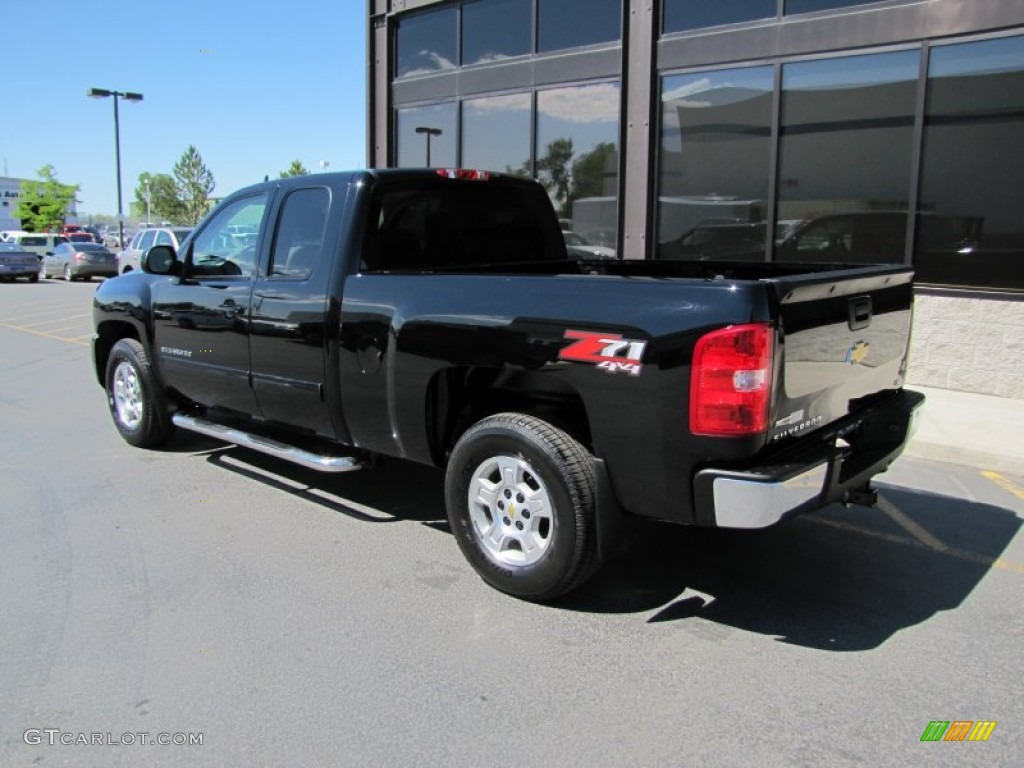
902;385;1024;477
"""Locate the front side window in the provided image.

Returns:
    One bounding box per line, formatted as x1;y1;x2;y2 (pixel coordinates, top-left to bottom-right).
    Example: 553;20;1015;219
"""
916;35;1024;290
775;50;920;264
269;188;330;280
657;66;773;260
536;82;621;254
189;194;267;277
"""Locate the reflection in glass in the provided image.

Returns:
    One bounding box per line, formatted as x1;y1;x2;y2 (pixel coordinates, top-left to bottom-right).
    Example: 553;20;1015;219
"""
462;93;532;176
657;67;773;260
397;103;458;168
775;50;919;265
663;0;775;34
463;0;531;66
785;0;876;14
396;6;457;78
916;36;1024;290
538;0;621;53
537;83;620;251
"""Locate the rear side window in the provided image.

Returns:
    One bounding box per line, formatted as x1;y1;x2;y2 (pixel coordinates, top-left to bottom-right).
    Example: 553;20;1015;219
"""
19;236;46;246
269;188;330;280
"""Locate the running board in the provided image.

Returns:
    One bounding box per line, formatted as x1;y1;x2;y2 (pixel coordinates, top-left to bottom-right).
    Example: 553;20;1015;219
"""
171;413;366;473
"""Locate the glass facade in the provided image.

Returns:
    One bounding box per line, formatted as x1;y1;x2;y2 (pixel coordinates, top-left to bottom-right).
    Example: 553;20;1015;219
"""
916;36;1024;291
537;83;621;250
462;0;532;66
395;6;457;78
538;0;621;52
461;93;532;175
397;103;458;167
386;1;1024;291
657;66;773;260
785;0;878;15
776;50;919;264
663;0;776;34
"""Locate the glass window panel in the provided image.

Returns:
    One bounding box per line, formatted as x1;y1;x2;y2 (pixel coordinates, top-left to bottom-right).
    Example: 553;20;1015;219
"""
270;188;330;280
657;66;773;261
537;82;621;253
397;103;458;168
463;0;531;66
916;36;1024;290
775;50;919;265
462;93;532;176
538;0;620;53
396;7;457;78
785;0;876;14
663;0;776;34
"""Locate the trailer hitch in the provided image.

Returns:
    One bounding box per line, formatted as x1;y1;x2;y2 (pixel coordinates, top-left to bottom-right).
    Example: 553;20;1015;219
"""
842;483;878;508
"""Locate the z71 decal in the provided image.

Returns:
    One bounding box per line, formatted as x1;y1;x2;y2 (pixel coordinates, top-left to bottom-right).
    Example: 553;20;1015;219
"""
559;330;647;376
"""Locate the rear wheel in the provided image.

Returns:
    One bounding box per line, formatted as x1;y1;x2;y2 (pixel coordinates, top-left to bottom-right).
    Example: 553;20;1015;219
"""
445;413;600;600
104;339;175;448
28;272;38;283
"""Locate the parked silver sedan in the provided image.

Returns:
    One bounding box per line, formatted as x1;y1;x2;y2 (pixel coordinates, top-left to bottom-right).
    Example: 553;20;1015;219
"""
43;242;118;281
0;242;41;282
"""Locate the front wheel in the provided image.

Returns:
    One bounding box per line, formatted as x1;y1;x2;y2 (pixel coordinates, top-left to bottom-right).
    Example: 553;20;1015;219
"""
64;264;73;281
445;413;600;600
104;339;175;447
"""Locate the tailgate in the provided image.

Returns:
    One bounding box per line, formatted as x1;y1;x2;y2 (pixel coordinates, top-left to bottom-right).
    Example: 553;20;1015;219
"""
767;265;915;444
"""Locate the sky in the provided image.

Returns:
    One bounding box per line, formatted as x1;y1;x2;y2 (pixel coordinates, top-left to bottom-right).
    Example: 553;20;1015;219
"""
3;0;367;219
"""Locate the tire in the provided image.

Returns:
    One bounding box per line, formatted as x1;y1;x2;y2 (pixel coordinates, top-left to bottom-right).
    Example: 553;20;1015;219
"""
104;338;175;448
64;264;73;281
445;412;600;600
29;272;39;283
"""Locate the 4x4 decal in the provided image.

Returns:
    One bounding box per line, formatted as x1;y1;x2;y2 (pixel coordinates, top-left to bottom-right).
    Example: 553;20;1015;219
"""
559;330;647;376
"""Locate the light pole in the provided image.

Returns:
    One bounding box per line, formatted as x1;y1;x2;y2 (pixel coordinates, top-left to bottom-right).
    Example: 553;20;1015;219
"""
87;88;143;250
144;178;151;226
415;126;442;166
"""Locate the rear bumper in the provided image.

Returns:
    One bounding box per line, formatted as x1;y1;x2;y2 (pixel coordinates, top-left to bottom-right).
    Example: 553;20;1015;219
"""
693;388;925;529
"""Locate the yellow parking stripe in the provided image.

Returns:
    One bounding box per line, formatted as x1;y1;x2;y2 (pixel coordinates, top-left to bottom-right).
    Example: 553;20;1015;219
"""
876;495;948;552
810;517;1024;574
0;322;89;347
982;471;1024;500
20;312;91;328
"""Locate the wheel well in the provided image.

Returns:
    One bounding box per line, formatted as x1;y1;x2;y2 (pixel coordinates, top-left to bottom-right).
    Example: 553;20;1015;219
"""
426;367;592;464
93;321;141;386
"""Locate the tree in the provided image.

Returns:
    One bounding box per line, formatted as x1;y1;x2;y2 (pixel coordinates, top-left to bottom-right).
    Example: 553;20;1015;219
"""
173;145;216;225
535;138;574;217
132;173;186;224
570;142;617;201
15;165;79;232
279;160;309;178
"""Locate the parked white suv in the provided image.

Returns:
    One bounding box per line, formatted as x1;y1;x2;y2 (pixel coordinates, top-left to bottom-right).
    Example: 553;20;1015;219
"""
119;227;193;274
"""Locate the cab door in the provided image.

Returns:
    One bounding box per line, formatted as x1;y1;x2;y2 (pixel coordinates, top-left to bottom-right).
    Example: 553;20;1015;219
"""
249;185;341;437
151;193;269;415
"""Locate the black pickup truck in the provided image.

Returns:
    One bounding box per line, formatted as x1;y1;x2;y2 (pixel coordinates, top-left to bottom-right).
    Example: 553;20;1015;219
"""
92;169;923;599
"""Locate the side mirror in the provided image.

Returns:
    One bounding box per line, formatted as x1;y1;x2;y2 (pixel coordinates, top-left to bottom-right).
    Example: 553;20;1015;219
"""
144;245;178;275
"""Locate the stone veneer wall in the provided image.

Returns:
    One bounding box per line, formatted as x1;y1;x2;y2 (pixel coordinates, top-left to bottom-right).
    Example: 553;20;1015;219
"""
907;290;1024;399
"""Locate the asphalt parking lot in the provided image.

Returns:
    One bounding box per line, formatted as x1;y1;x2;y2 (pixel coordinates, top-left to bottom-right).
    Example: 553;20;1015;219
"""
1;278;1022;767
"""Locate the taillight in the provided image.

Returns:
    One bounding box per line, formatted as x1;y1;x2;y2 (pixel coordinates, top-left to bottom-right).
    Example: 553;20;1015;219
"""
436;168;491;181
74;251;88;260
690;323;774;436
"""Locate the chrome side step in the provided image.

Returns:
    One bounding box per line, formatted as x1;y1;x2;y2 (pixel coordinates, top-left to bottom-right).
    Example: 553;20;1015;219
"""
171;413;366;473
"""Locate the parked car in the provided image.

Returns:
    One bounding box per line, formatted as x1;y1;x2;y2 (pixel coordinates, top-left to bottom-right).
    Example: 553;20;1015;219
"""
43;242;117;281
67;232;96;244
118;227;193;274
6;233;69;262
563;231;616;260
0;242;41;282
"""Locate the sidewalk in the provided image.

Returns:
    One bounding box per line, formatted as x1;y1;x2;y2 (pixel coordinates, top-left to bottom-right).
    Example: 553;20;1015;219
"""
902;385;1024;477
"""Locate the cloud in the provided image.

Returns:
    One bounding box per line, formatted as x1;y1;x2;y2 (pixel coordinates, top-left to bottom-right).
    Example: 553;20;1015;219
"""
464;93;532;115
538;83;620;124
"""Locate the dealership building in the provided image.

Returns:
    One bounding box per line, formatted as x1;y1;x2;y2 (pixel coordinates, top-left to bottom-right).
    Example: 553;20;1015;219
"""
368;0;1024;399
